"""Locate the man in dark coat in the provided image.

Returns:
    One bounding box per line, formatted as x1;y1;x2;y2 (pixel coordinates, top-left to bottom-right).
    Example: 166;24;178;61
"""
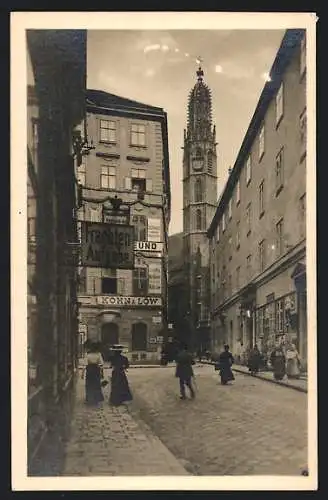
175;343;195;400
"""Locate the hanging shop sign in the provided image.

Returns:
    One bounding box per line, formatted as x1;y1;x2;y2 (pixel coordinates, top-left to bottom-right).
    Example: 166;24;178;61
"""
148;263;162;294
97;295;162;307
147;218;161;242
81;222;134;269
135;241;163;252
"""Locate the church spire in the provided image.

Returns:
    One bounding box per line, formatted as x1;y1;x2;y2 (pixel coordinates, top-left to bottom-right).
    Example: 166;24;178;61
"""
186;60;213;142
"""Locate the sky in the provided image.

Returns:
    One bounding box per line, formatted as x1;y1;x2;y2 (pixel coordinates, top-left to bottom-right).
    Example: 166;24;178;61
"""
87;29;285;235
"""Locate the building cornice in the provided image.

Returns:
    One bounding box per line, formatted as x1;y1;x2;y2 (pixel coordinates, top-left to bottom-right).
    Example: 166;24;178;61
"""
207;29;305;238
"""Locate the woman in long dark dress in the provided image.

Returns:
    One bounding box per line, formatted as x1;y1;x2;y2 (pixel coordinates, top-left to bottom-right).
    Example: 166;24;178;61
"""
216;344;235;385
82;343;105;405
248;344;261;376
109;346;133;406
270;344;286;381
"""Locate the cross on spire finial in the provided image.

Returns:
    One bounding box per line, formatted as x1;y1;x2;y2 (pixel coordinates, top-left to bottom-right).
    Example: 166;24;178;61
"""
196;56;204;80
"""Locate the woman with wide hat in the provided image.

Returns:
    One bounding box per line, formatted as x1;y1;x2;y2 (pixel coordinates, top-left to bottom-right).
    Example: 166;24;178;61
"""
109;345;133;406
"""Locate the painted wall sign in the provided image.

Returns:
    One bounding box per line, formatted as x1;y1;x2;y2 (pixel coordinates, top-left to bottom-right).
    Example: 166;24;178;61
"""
81;222;134;269
148;263;162;295
147;218;161;242
97;295;162;307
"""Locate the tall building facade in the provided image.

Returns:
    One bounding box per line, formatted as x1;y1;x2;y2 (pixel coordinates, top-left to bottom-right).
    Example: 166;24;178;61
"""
26;30;86;474
76;90;170;363
182;66;218;350
207;30;307;367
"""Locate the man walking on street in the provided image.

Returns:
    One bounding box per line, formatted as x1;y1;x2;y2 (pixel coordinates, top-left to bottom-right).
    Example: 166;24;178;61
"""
175;343;196;400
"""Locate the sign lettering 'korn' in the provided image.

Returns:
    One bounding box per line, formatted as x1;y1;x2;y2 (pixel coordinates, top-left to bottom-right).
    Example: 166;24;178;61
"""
81;222;134;269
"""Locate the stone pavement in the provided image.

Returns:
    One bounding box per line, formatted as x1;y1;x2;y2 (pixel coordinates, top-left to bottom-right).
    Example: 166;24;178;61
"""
62;373;189;476
127;365;308;476
201;361;307;393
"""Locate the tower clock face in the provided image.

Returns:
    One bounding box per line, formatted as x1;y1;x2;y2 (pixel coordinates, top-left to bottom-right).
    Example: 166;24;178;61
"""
192;159;203;171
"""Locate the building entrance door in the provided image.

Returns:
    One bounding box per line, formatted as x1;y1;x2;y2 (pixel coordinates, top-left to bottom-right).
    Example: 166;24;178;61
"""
101;323;119;360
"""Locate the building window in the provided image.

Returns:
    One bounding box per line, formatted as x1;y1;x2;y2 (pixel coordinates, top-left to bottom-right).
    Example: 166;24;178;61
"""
236;180;240;205
195;177;203;202
132;215;147;241
259;239;266;272
28;217;36;243
259;125;265;160
259;180;265;217
275;148;284;195
275;82;284;126
256;307;265;339
77;162;86;186
216;224;220;242
299;193;306;239
196;209;202;230
246;156;251;185
228;198;232;220
236;266;240;290
207;151;213;173
132;322;148;351
100;165;116;189
222;212;226;232
130;123;146;146
276;218;284;256
246;203;251;236
246;255;252;281
131;168;146;192
228;237;232;260
276;298;284;333
300;108;307;159
100;119;116;143
236;220;240;249
300;35;306;77
133;268;148;295
101;277;117;294
228;274;232;296
31;119;39;168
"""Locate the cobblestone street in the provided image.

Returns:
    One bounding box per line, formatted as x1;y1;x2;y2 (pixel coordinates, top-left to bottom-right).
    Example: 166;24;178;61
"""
127;365;308;476
62;364;307;477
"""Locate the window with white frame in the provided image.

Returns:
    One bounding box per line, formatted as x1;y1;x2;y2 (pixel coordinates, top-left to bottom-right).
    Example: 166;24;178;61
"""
275;82;284;125
222;212;226;232
275;148;284;194
300;35;306;77
246;254;252;280
259;125;265;160
100;119;116;143
131;168;146;192
246;203;251;235
100;165;116;189
259;239;266;272
228;198;232;219
236;180;240;205
77;162;86;186
133;267;148;295
132;215;147;241
236;266;240;290
299;193;306;239
246;156;251;185
130;123;146;146
300;108;307;156
276;218;284;256
236;220;240;248
259;180;265;216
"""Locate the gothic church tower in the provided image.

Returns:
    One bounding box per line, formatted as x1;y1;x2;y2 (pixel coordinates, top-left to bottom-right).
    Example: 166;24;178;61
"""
182;64;218;350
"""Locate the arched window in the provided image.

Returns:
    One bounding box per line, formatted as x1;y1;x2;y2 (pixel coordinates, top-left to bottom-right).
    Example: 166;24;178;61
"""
207;151;213;173
196;209;202;230
195;147;203;160
194;177;203;202
131;322;147;351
